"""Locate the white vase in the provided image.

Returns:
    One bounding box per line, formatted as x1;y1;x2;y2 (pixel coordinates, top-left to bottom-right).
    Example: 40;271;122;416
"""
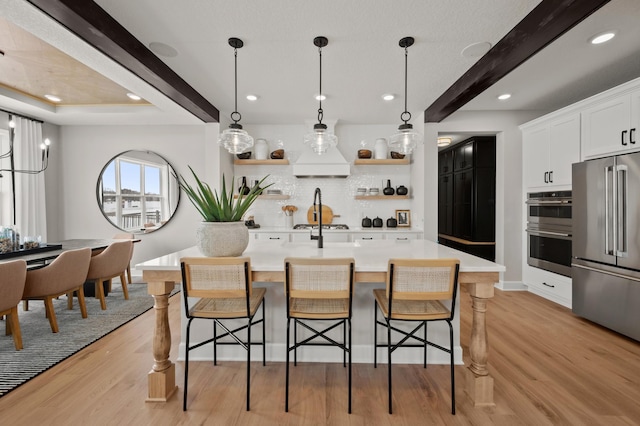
196;221;249;257
374;138;388;159
254;139;269;160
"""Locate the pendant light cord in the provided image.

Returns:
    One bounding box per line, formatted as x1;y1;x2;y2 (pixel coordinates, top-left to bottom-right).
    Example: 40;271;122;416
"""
317;44;324;125
231;46;241;124
401;44;411;125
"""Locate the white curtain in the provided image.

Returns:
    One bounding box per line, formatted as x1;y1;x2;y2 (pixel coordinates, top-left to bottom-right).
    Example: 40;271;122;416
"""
13;116;47;241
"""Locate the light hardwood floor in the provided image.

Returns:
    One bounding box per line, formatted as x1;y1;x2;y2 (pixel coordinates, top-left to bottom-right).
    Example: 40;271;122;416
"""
1;283;639;425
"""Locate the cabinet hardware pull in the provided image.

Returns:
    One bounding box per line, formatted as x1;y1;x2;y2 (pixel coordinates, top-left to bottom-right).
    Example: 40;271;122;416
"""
622;130;628;146
631;128;636;144
396;237;408;240
269;237;280;240
362;237;373;240
549;170;553;183
541;282;555;288
544;171;549;183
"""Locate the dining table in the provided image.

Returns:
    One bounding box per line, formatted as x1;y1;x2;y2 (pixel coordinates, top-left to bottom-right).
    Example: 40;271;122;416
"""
137;238;505;407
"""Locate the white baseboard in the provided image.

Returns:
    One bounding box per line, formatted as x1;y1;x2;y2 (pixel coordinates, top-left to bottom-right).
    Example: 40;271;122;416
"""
177;342;464;365
495;280;527;291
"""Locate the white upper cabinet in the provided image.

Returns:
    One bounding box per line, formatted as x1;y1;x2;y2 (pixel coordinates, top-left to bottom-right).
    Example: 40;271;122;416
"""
523;113;580;190
581;88;640;159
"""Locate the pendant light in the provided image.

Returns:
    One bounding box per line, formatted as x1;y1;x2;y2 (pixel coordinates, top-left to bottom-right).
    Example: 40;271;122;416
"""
388;36;423;155
304;36;338;155
218;37;254;154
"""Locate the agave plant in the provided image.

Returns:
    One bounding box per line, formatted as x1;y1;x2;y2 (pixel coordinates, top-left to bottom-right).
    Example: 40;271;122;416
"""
175;166;272;222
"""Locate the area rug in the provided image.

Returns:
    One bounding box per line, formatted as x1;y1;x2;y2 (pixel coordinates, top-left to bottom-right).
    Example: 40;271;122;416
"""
0;281;178;397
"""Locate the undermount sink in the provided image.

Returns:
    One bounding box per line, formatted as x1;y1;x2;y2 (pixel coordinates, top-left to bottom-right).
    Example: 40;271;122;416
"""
293;224;350;230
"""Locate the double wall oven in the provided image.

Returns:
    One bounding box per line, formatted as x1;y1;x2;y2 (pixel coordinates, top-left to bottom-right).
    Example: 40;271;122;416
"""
525;191;572;277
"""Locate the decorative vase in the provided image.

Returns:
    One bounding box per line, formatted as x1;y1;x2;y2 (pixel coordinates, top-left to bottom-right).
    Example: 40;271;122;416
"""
386;217;397;228
196;221;249;257
383;179;395;195
361;216;372;228
374;138;387;159
238;176;250;195
396;185;408;196
372;217;383;228
254;139;269;160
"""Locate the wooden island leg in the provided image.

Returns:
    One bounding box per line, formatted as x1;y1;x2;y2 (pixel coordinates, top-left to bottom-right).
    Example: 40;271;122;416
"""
146;279;178;402
463;277;497;407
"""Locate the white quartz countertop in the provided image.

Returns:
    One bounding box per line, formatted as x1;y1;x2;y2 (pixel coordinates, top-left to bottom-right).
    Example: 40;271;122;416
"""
136;238;504;274
248;227;423;233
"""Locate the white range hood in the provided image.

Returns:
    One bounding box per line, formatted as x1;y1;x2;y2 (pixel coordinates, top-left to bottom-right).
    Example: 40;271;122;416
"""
292;146;350;178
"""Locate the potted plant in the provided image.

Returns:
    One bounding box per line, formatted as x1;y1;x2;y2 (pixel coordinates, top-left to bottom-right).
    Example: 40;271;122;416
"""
175;166;271;256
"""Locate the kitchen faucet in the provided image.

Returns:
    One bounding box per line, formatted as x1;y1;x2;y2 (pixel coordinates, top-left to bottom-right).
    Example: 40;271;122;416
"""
311;187;323;248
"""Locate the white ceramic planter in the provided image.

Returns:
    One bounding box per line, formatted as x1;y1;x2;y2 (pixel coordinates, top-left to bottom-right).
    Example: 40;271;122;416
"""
196;221;249;257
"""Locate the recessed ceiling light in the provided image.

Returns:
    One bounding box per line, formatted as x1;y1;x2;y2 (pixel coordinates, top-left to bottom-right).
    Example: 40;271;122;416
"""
315;94;326;101
590;32;615;45
437;137;452;147
382;94;395;101
126;92;142;101
461;41;492;58
246;94;258;101
497;93;511;101
148;41;178;58
44;94;62;102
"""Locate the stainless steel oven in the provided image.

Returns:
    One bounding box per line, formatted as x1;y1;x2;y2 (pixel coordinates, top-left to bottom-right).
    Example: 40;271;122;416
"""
526;191;572;277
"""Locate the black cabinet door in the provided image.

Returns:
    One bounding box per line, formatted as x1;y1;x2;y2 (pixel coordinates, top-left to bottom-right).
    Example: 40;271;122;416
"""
439;150;453;175
454;142;474;171
438;174;453;235
453;170;473;240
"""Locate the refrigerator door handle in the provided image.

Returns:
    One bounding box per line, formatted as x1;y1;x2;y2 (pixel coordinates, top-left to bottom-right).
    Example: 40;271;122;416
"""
616;164;628;257
572;263;640;283
605;165;613;255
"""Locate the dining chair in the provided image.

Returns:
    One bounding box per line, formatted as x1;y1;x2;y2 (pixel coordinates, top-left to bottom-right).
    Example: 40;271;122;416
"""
373;258;460;415
22;248;92;333
82;240;132;310
0;259;27;350
284;257;355;413
180;256;266;412
113;232;135;285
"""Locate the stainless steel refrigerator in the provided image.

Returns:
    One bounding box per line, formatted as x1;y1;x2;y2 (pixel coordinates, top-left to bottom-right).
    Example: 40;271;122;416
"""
572;152;640;341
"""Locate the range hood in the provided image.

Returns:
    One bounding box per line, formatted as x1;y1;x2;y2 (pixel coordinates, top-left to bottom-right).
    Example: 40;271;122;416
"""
292;146;350;178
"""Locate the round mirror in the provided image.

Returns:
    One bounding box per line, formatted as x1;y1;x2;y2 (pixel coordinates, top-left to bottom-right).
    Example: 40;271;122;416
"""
96;150;180;234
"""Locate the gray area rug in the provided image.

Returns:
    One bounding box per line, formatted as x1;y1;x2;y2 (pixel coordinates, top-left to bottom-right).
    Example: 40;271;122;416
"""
0;281;177;397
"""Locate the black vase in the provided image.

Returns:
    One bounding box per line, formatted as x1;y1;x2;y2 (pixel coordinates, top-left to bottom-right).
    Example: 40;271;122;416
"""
372;217;383;228
383;179;395;196
396;185;408;196
386;217;397;228
361;217;372;228
239;176;250;195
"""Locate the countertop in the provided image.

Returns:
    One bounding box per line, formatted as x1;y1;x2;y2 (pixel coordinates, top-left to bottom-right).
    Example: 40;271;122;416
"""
248;226;423;234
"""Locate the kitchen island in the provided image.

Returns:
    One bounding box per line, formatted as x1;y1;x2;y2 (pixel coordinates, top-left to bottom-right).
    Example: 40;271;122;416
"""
137;238;504;407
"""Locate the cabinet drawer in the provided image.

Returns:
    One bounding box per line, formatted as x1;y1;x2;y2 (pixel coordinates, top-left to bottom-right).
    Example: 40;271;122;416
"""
386;233;419;241
524;266;572;307
352;233;384;241
255;233;290;242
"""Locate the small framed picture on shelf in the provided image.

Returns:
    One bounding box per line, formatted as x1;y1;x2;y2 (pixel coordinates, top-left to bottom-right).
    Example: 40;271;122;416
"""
395;209;411;227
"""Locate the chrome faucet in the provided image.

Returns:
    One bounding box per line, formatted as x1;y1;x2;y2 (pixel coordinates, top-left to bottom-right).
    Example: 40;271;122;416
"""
311;187;323;248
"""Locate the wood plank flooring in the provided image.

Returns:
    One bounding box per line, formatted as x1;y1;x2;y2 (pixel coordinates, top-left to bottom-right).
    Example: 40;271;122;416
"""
0;283;639;425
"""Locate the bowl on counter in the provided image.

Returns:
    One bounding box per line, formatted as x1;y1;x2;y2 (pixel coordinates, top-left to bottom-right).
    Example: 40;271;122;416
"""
357;149;372;159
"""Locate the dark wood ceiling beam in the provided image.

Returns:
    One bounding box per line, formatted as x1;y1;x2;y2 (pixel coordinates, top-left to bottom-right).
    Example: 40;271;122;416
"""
424;0;610;123
26;0;219;123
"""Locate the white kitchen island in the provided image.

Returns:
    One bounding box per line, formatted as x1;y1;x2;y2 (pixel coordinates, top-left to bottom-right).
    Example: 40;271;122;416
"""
137;238;504;407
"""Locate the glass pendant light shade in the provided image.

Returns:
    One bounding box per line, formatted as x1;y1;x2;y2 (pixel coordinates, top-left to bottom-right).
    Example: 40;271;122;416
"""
218;37;254;154
219;123;254;154
389;123;423;155
304;123;338;154
389;36;422;155
306;36;337;155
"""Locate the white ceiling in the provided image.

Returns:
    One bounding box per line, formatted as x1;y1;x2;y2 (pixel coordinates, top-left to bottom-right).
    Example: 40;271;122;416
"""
1;0;640;127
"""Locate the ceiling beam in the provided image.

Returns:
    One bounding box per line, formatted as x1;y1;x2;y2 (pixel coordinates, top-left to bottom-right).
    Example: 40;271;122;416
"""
26;0;219;123
424;0;611;123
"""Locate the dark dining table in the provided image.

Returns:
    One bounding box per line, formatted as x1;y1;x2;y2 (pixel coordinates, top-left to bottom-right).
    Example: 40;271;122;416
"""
0;238;140;267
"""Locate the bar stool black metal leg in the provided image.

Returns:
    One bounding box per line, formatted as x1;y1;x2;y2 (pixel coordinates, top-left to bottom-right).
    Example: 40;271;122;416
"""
213;320;217;365
183;318;192;411
294;319;298;366
262;299;266;366
448;320;455;415
373;300;378;368
387;318;393;415
348;318;352;414
343;319;347;367
423;321;428;368
247;317;251;411
285;318;291;412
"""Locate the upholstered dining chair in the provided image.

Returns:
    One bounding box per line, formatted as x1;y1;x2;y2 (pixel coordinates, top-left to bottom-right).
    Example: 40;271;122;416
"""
373;258;460;415
180;256;267;412
113;232;135;285
284;257;355;413
83;240;132;310
22;248;92;334
0;259;27;350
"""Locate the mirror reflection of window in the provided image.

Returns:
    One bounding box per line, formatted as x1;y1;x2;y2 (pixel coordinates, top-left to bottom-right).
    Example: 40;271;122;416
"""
97;150;180;234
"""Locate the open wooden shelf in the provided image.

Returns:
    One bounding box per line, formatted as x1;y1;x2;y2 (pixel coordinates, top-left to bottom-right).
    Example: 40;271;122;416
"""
234;194;290;200
234;159;289;165
353;158;409;165
354;195;410;200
